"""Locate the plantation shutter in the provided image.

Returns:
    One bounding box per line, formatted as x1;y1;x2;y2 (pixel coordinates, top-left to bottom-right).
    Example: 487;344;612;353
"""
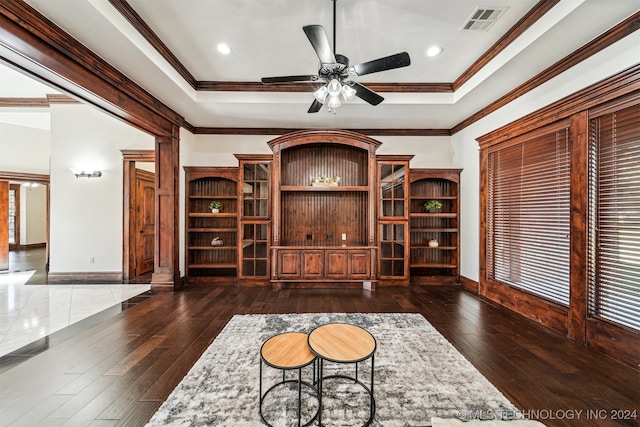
588;103;640;331
487;126;571;305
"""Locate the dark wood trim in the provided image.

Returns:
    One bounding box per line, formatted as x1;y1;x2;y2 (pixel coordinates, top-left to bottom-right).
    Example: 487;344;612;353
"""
477;64;640;147
121;149;155;162
12;242;46;250
191;127;451;137
196;81;453;93
568;111;588;342
8;184;20;251
480;279;569;334
586;318;640;368
107;0;197;89
0;94;77;107
0;97;49;107
151;126;181;292
459;275;479;294
454;12;640;135
46;94;78;104
0;171;50;184
123;160;135;282
0;181;8;270
0;0;181;135
453;0;560;91
47;272;123;283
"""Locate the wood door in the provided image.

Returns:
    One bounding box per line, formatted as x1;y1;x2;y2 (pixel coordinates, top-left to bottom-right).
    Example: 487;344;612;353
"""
325;250;347;278
277;249;301;278
301;250;324;279
134;170;155;277
349;250;371;279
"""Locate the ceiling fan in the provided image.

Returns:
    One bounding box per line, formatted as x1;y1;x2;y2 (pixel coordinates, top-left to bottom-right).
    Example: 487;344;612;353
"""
261;0;411;114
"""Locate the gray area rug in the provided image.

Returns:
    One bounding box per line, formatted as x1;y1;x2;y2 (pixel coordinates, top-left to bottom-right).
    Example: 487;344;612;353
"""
146;313;523;426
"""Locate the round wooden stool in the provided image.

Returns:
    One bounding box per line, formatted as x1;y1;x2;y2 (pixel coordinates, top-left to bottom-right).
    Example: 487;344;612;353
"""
259;331;319;427
308;323;377;426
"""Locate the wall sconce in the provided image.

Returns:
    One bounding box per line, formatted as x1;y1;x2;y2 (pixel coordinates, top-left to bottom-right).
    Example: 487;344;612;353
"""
71;168;102;178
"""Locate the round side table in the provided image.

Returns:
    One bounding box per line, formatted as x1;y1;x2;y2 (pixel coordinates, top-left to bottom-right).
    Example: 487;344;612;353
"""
259;331;319;427
308;323;377;427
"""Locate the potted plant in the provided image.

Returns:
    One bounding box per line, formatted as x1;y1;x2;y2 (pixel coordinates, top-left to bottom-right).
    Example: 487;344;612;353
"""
423;200;443;213
208;200;222;213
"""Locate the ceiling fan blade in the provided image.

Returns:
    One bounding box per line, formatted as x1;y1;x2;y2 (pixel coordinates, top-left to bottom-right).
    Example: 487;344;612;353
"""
308;99;323;113
351;52;411;77
349;82;384;106
261;75;319;84
303;25;336;64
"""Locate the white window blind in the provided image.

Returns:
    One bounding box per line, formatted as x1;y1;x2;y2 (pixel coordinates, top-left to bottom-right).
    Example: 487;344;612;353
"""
487;127;571;305
589;103;640;331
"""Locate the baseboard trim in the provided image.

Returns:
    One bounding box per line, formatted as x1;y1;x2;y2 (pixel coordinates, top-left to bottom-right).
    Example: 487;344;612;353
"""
459;275;479;294
10;243;46;250
47;272;123;283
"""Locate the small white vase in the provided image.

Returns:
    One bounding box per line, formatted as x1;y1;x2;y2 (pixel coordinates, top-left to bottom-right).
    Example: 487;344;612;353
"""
211;208;220;213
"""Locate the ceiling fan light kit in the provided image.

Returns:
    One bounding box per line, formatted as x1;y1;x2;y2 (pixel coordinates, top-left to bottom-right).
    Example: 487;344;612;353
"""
261;0;410;114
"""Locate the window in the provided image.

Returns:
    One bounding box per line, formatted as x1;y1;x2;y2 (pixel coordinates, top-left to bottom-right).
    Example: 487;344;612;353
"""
487;126;571;305
588;103;640;331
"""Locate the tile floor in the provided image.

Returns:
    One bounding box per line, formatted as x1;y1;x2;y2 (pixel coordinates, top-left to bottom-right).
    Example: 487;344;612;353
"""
0;269;151;357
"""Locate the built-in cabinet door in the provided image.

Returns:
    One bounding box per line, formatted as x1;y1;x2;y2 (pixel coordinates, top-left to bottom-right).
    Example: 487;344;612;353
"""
241;222;269;278
379;161;408;219
379;222;408;279
326;250;348;278
302;251;324;279
238;157;272;285
377;157;411;284
277;250;301;278
349;250;371;279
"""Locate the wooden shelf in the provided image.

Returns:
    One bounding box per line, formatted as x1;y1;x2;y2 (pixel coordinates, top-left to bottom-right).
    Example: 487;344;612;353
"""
411;246;457;250
189;263;237;269
189;213;237;218
280;185;369;192
411;228;458;233
411;195;458;200
409;169;461;283
185;169;239;285
411;263;457;269
189;195;237;200
188;246;236;250
410;213;458;218
188;227;237;232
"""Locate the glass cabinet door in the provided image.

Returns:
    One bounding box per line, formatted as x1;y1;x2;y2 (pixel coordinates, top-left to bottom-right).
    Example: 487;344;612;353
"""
379;163;406;218
241;222;269;278
379;222;407;278
242;163;269;218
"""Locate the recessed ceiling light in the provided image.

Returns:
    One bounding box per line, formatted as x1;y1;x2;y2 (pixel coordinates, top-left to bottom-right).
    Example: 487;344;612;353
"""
425;46;443;57
217;43;231;55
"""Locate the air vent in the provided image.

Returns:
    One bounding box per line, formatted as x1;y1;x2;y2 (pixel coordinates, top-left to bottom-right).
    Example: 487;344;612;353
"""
460;7;507;32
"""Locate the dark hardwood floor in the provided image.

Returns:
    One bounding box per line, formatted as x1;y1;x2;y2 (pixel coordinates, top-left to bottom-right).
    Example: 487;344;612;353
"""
0;281;638;425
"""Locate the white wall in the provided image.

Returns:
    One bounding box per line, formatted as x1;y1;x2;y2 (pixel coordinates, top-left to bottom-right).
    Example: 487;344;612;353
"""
20;184;47;245
0;122;50;174
451;32;640;282
49;104;154;274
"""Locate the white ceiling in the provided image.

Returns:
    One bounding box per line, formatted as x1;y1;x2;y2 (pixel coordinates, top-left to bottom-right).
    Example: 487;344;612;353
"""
6;0;640;130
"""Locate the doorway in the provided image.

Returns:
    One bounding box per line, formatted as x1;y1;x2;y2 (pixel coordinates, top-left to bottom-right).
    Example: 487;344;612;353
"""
122;151;155;282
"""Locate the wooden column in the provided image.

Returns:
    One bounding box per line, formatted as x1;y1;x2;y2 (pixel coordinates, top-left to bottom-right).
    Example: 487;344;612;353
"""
568;111;589;342
0;181;8;270
151;126;181;291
